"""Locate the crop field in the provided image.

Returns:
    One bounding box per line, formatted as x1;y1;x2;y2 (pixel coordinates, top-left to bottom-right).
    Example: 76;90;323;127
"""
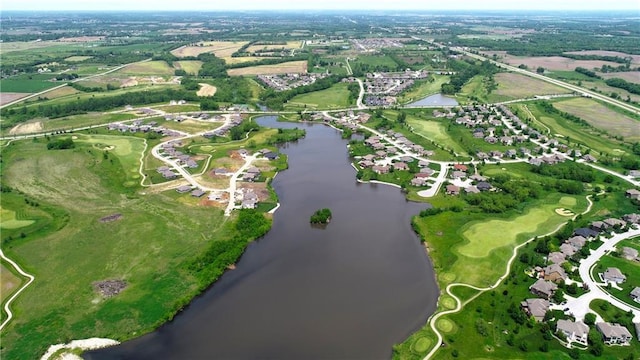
0;138;236;360
36;85;80;100
564;50;640;66
41;113;137;132
171;41;248;58
0;93;30;106
174;60;203;75
227;61;308;76
0;73;61;93
582;80;640;103
246;41;302;53
493;72;572;98
599;71;640;83
284;83;352;109
501;55;622;71
116;61;175;76
0;41;77;54
64;56;94;62
553;97;640;141
407;116;468;156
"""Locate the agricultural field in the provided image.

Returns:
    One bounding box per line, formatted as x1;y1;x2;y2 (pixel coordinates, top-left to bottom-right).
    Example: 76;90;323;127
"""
227;60;308;76
564;50;640;67
0;93;30;106
64;56;94;62
582;80;640;103
493;72;572;98
115;61;175;76
0;73;61;93
553;97;640;141
245;41;302;53
174;60;203;75
598;71;640;84
36;85;80;100
353;54;399;68
171;41;248;59
197;83;217;97
284;83;352;110
501;55;622;71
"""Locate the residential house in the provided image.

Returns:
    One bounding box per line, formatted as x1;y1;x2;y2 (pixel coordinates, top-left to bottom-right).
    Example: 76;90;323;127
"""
604;218;627;230
596;322;633;345
176;185;192;193
393;162;409;171
547;252;566;265
521;298;550;322
590;221;609;233
543;264;567;283
630;287;640;303
621;247;639;261
567;235;587;251
602;267;626;284
464;186;480;194
529;279;558;300
623;213;640;224
574;228;599;239
476;182;492;192
411;177;428;187
453;164;468;172
264;152;279;160
560;243;577;257
625;189;640;200
372;165;390;174
190;189;205;198
451;171;466;179
629;170;640;178
446;185;460;196
557;320;589;345
583;154;597;163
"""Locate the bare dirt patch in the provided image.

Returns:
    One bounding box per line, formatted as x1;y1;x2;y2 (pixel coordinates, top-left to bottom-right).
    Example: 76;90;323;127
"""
120;78;139;88
93;279;127;298
494;72;572;98
501;55;621;71
197;83;217;97
0;92;30;106
99;214;123;223
227;61;308;76
555;208;574;217
9;121;43;135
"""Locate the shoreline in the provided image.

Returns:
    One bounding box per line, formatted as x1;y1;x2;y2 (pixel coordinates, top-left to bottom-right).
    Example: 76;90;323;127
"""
40;338;120;360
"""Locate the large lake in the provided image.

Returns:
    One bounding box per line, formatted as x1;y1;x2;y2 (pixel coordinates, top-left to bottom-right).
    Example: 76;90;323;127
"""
85;116;439;360
408;93;459;107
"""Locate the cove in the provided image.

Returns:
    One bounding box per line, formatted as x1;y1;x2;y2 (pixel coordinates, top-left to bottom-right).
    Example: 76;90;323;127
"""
85;116;439;360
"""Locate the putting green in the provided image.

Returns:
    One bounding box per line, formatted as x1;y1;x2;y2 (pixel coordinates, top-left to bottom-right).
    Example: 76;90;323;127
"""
0;207;34;229
200;145;214;152
413;337;432;353
437;318;455;332
77;135;135;156
440;296;457;310
559;196;577;207
458;202;570;258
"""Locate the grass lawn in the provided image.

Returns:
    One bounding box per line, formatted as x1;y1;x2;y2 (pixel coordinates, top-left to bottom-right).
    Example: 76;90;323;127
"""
285;83;353;110
0;75;62;93
1;263;23;305
553;97;640;142
42;113;137;132
173;60;203;75
397;75;450;104
407;116;468;156
115;61;175;76
494;72;572;99
354;55;399;69
0;137;245;360
593;245;640;308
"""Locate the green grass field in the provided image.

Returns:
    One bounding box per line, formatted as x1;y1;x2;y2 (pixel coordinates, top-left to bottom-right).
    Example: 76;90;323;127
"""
0;136;244;360
42;113;137;132
0;263;23;305
0;207;35;229
458;196;578;258
0;73;61;93
354;55;400;69
407;116;468;156
115;61;175;76
397;75;450;104
553;97;640;142
285;83;353;110
174;60;203;75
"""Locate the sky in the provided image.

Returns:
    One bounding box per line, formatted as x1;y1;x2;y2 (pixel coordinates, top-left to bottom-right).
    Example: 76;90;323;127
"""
2;0;639;11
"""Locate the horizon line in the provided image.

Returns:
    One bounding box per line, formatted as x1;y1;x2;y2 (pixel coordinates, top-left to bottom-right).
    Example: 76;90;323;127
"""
2;8;639;12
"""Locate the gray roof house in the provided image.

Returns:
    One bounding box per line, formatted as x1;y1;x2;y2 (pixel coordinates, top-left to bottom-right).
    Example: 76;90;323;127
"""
621;247;639;261
630;287;640;303
543;264;567;283
602;267;626;284
596;322;633;345
560;243;577;257
567;235;587;250
521;298;550;322
530;279;558;300
547;252;566;265
557;319;589;346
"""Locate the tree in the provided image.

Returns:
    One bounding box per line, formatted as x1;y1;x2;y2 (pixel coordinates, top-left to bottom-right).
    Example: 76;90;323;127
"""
536;67;545;74
584;313;596;325
552;288;565;304
397;111;407;124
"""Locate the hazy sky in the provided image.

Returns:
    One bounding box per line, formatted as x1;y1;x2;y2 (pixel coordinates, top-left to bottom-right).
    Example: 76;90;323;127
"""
2;0;639;11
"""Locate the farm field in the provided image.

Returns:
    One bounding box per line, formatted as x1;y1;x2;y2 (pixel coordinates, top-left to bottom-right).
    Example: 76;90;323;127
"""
582;80;640;103
0;137;237;360
246;41;302;53
227;60;307;76
407;116;468;156
0;93;30;106
0;77;61;93
35;85;80;100
174;60;203;75
598;71;640;83
553;97;640;141
493;72;572;98
501;55;621;71
115;61;175;76
284;83;352;110
353;54;399;68
64;56;94;62
564;50;640;66
171;41;248;58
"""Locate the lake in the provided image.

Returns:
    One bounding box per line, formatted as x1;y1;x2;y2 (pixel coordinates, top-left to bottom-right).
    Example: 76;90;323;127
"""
408;93;459;107
85;116;439;360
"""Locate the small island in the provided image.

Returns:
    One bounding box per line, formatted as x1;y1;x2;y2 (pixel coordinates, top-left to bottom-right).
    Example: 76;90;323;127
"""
310;208;332;224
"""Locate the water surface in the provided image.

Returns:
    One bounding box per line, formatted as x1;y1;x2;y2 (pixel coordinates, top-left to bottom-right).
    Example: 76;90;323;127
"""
85;116;438;360
408;93;459;107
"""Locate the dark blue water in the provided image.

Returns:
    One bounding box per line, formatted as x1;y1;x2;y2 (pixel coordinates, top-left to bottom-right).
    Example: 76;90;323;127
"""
85;116;438;360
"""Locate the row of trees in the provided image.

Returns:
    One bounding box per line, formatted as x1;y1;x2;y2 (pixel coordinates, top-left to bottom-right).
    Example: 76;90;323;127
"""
441;59;498;95
605;78;640;95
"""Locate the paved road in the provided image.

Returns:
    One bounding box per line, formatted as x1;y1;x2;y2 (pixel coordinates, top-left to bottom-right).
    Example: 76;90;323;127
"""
563;228;640;323
355;78;367;109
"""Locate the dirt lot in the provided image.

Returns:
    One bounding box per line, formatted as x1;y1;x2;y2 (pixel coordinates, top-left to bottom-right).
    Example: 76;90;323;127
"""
564;50;640;66
227;61;308;76
501;55;621;71
197;83;217;97
171;41;248;58
494;72;572;98
9;121;43;135
599;71;640;84
0;92;30;106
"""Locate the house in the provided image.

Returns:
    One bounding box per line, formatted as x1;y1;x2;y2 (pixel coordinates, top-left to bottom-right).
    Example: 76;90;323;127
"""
623;213;640;224
393;162;409;171
629;170;640;178
604;218;627;230
476;182;492;192
241;199;257;209
602;267;626;284
547;252;566;265
596;322;633;345
567;235;587;250
214;168;231;176
464;186;480;194
446;185;460;195
543;264;567;283
411;177;428;186
557;320;589;345
372;165;390;174
630;287;640;303
190;189;205;198
264;152;279;160
161;170;177;179
530;279;558;300
451;171;466;179
621;247;639;261
573;228;599;239
453;164;468;172
625;189;640;200
590;221;609;232
176;185;192;193
583;154;597;163
242;172;259;182
521;298;550;322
